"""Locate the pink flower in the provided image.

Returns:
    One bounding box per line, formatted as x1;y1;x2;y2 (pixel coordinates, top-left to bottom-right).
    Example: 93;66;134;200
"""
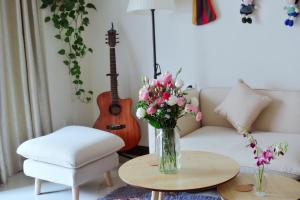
196;112;203;122
256;149;274;166
155;80;162;87
139;88;149;101
176;97;186;107
262;149;273;162
147;105;156;115
185;104;198;113
162;92;171;100
162;72;172;86
156;98;164;106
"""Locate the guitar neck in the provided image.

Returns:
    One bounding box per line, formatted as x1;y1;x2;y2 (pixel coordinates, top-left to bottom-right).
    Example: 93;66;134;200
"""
109;47;119;104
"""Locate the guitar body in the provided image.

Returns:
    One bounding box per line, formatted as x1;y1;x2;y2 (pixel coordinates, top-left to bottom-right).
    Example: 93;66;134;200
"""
93;91;141;151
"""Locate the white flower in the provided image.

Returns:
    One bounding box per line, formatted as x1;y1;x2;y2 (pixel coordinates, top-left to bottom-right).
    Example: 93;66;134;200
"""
191;97;199;107
175;79;184;88
165;114;170;119
167;109;171;112
167;95;177;106
136;108;146;119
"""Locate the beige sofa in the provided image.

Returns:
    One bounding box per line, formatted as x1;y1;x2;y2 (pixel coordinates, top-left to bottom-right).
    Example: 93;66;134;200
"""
148;88;300;178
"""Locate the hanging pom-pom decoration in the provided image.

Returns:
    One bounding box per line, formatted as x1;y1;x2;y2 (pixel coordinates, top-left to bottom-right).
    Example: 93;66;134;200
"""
240;0;256;24
284;0;299;27
192;0;217;25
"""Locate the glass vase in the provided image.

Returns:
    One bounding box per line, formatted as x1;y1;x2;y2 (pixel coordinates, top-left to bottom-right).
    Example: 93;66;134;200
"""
156;128;181;174
255;165;267;197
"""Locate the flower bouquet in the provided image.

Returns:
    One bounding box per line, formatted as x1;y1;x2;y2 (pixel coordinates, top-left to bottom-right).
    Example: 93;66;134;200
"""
136;69;202;174
241;128;288;196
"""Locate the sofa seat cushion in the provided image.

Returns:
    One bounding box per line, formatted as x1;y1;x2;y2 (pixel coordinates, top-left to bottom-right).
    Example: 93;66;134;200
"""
180;126;300;177
17;126;124;168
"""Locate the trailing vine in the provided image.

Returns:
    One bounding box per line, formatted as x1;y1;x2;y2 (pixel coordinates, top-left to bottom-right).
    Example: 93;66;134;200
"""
40;0;96;103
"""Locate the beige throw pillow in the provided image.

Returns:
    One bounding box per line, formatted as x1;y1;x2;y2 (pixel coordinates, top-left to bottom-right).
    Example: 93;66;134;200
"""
176;88;201;137
215;80;271;132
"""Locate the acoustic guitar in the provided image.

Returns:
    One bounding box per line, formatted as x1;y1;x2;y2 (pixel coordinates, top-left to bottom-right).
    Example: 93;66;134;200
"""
93;24;141;151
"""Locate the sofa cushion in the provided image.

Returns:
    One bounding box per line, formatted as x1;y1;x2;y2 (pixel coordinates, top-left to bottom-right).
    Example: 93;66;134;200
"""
215;80;271;132
180;126;300;177
17;126;124;168
200;87;300;134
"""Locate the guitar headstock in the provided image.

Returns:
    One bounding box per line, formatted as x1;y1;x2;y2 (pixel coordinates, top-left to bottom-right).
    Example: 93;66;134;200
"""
105;23;119;47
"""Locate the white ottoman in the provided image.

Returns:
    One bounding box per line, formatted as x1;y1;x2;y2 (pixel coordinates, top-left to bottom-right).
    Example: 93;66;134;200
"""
17;126;124;200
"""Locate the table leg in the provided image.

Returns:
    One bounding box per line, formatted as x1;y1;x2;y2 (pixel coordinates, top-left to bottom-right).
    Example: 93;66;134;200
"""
158;192;164;200
151;191;159;200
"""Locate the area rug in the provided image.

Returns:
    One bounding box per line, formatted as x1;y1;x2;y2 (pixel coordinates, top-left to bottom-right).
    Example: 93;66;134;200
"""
99;185;221;200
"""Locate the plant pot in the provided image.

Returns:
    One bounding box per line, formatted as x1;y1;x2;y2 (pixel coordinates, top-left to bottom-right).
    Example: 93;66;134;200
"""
156;128;181;174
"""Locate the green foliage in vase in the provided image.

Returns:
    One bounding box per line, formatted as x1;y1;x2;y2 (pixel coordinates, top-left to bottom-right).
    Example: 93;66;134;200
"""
40;0;96;103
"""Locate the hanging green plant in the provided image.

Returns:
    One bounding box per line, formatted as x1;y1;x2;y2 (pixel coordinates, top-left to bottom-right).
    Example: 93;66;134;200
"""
40;0;96;103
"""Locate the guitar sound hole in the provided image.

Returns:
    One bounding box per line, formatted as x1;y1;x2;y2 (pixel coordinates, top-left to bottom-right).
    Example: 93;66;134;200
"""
109;104;121;115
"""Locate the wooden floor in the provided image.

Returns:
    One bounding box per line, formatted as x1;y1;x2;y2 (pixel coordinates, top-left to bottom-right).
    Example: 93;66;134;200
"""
0;170;125;200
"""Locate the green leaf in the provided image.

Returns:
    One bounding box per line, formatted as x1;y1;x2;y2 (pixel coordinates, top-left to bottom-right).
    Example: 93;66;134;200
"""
65;2;75;11
86;97;91;102
50;4;56;12
64;37;70;42
75;91;81;95
79;26;84;31
63;60;70;65
82;17;89;26
69;10;75;19
88;91;93;95
73;80;79;84
44;16;51;22
86;3;96;10
88;48;93;53
40;4;48;9
69;53;76;59
55;34;61;39
58;49;65;55
78;80;83;84
60;19;69;28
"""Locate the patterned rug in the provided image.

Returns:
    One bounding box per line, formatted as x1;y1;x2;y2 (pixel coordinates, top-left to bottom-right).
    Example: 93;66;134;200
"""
99;185;221;200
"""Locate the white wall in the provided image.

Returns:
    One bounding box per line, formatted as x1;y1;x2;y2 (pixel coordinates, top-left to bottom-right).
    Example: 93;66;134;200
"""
40;8;94;130
41;0;300;145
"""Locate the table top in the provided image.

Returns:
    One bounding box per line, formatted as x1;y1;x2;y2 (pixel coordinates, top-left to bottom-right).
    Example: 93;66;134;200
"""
118;151;240;192
218;173;300;200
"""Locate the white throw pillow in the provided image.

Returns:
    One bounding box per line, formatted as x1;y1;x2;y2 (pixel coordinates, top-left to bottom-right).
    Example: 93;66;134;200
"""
215;80;271;132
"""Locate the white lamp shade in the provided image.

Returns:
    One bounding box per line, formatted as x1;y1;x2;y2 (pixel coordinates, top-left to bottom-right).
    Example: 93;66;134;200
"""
127;0;175;14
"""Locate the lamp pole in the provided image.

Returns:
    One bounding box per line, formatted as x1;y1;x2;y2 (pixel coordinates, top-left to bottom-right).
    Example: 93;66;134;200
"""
151;9;161;79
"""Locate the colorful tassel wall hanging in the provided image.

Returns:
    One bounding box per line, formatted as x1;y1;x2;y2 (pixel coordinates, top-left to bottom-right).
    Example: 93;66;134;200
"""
192;0;217;25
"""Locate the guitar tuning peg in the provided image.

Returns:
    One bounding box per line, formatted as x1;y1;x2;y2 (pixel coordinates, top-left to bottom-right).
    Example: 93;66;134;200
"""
116;33;119;35
116;41;120;43
105;34;108;36
105;42;108;44
105;38;108;40
116;38;119;39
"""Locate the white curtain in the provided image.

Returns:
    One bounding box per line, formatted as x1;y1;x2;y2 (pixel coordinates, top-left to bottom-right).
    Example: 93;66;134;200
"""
0;0;52;184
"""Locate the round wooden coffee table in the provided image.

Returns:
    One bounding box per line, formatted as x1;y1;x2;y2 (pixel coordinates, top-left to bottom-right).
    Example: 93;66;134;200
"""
118;151;240;200
218;173;300;200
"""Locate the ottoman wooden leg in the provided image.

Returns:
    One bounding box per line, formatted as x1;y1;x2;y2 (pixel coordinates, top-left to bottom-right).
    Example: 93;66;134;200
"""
34;178;41;195
72;186;79;200
104;171;113;187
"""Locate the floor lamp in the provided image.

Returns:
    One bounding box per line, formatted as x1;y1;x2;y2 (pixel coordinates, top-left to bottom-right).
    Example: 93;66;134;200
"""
127;0;175;79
